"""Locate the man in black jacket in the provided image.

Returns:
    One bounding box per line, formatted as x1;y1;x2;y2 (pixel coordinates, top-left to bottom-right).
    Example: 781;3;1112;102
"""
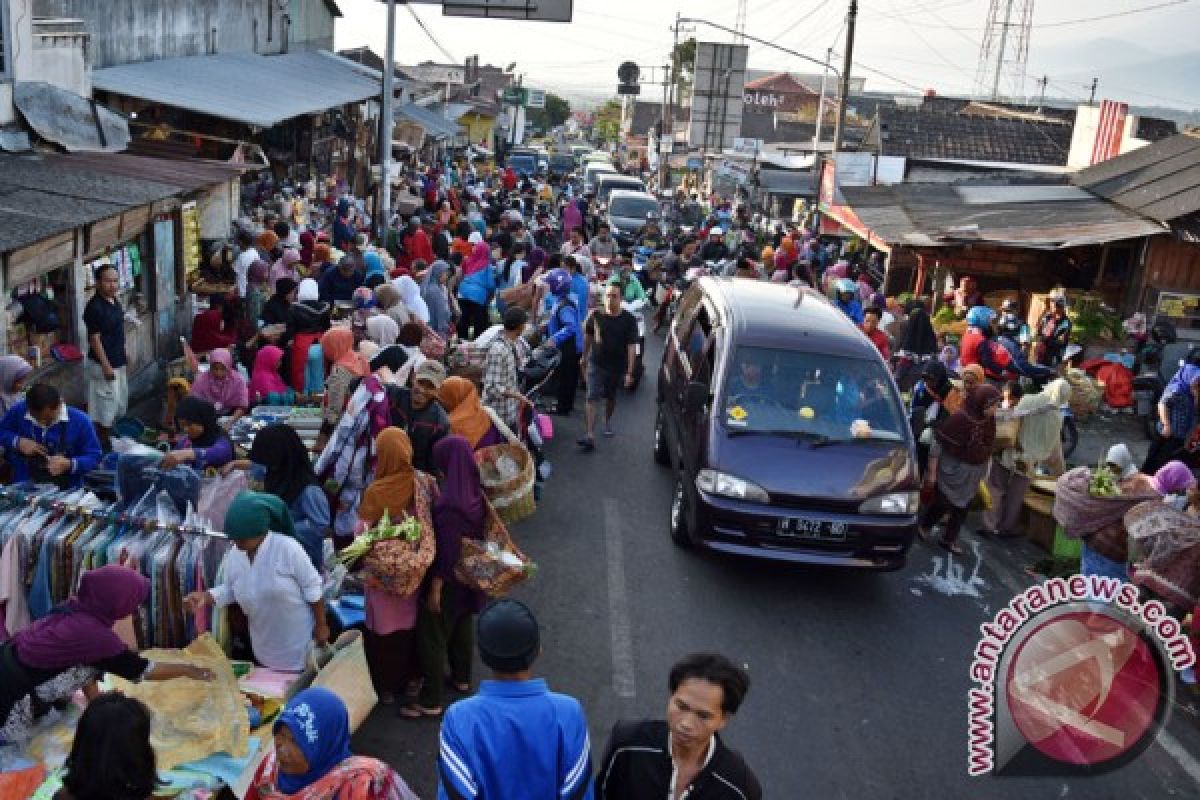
597;653;762;799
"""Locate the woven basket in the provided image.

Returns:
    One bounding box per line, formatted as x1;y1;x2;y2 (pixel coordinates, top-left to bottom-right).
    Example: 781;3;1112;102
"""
361;473;437;597
454;500;533;596
476;442;536;525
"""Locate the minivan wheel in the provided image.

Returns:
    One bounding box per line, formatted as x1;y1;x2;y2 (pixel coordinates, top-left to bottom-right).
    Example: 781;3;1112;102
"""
653;406;671;466
669;475;693;547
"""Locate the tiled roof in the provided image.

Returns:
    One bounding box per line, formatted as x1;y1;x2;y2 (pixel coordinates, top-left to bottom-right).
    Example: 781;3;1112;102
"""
876;107;1072;166
1073;132;1200;223
744;73;818;97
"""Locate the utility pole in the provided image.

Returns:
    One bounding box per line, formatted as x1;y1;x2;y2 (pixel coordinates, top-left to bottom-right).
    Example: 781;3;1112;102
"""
1089;77;1099;104
1034;75;1048;107
832;0;857;154
813;46;833;151
666;13;680;167
377;0;395;241
659;62;670;191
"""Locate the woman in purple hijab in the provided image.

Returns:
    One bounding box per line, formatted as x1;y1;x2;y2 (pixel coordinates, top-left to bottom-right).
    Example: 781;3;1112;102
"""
406;435;488;717
0;565;213;736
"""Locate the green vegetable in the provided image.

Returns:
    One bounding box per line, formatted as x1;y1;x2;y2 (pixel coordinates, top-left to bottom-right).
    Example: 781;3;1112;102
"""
933;306;958;324
337;510;423;565
1089;463;1120;498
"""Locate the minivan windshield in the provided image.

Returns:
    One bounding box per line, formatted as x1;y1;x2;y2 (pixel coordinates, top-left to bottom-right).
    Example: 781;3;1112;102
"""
609;195;659;219
720;346;908;442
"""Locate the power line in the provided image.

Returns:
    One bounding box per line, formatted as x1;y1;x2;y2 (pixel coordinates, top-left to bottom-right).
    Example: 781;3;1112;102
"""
404;2;457;64
1040;0;1191;29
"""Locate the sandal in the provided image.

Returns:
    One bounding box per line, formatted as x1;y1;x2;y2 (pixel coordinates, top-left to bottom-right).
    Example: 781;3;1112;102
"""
398;704;443;719
939;538;964;556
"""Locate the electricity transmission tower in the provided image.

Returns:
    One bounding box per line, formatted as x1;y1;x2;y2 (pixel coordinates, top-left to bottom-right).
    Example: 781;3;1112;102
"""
973;0;1034;101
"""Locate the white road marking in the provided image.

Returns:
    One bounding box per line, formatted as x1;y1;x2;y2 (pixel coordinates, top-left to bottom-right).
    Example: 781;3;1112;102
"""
604;498;637;699
1155;729;1200;787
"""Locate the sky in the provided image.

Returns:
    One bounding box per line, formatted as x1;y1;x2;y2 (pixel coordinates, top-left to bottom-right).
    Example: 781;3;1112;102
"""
334;0;1200;110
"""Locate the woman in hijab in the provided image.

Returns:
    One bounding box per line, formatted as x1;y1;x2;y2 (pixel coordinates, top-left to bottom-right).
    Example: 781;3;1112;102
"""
246;424;330;571
460;240;490;278
523;245;546;285
374;283;412;329
438;377;504;450
1;566;212;737
420;260;453;337
407;435;488;717
333;198;356;251
191;348;249;424
256;230;280;261
0;354;32;415
271;249;303;289
901;297;938;357
160;396;235;471
980;382;1063;539
395;275;431;324
251;345;293;405
186;492;327;672
312;243;334;277
191;294;238;354
245;258;272;326
318;328;370;447
357;429;422;705
298;230;316;270
246;687;417;800
364;251;387;282
918;385;1001;554
366;315;399;348
288;278;332;392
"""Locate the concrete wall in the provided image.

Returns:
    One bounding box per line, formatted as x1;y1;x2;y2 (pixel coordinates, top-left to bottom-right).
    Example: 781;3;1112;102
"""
30;34;90;97
33;0;335;68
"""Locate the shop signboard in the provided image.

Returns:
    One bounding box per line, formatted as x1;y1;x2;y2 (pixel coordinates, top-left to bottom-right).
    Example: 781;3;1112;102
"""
502;87;527;106
181;201;201;277
436;0;574;21
687;42;748;153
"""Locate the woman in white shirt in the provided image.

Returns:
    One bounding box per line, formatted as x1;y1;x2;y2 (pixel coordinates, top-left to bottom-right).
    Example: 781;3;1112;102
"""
185;491;328;672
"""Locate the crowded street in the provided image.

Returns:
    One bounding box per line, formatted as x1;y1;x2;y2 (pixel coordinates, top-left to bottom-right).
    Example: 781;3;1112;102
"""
354;333;1200;798
2;1;1200;799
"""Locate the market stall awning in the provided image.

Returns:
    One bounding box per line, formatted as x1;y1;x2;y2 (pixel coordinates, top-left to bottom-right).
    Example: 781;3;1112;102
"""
93;51;380;129
837;183;1169;250
394;103;460;140
757;168;814;197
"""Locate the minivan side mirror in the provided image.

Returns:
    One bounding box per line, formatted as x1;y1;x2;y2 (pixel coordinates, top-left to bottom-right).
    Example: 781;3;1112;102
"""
683;381;709;413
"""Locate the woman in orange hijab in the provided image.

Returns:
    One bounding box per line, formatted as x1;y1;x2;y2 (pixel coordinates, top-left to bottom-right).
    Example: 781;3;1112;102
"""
357;428;420;705
438;376;505;450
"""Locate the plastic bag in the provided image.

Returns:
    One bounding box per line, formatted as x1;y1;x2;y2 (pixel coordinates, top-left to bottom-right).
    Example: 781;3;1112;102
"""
197;470;248;531
111;436;164;459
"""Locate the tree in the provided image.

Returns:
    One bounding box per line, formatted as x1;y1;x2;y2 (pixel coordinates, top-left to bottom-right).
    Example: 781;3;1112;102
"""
527;92;571;131
671;37;696;102
592;99;622;144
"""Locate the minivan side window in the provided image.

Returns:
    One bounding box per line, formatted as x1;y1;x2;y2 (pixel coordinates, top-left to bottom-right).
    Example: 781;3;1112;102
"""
684;308;714;375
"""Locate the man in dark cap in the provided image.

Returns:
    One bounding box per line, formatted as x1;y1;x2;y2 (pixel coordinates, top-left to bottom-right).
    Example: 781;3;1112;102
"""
438;599;593;800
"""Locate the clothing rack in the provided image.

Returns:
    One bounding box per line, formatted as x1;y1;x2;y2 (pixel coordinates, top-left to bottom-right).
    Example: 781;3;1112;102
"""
0;486;228;538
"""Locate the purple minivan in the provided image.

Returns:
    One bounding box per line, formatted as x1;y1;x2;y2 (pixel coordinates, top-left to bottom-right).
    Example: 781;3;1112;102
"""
654;278;919;570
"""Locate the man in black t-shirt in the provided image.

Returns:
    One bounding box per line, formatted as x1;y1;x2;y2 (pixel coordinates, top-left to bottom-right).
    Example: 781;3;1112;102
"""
577;284;638;452
387;360;450;471
82;264;128;447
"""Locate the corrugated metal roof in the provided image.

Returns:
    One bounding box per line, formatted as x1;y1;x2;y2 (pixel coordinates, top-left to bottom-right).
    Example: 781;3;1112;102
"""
94;51;380;128
13;81;130;153
840;183;1166;249
395;103;460;139
50;152;248;191
1073;133;1200;223
0;153;221;253
757;169;814;196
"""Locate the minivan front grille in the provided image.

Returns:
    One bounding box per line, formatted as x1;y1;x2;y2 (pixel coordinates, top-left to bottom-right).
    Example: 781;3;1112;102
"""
767;493;860;514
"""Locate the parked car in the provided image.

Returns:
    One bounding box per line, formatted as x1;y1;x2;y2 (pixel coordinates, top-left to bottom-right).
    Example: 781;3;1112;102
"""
654;279;919;570
507;152;537;177
606;189;659;250
548;153;575;177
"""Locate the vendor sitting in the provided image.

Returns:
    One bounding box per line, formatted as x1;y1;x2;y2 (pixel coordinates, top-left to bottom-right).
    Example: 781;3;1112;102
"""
185;492;328;672
189;348;249;427
0;383;102;489
190;293;238;354
0;565;213;741
159;396;235;471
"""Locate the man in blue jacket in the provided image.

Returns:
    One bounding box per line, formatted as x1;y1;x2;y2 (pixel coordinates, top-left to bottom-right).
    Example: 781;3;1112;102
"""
438;599;593;800
0;383;103;488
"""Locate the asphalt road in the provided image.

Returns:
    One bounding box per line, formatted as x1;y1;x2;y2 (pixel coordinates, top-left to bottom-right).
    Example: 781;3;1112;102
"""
355;332;1200;799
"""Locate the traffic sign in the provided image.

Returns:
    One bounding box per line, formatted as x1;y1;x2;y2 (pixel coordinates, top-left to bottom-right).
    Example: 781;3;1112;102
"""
502;87;527;106
526;89;546;109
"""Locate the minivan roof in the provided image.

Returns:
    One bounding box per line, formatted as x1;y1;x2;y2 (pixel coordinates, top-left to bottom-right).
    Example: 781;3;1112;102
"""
699;278;884;359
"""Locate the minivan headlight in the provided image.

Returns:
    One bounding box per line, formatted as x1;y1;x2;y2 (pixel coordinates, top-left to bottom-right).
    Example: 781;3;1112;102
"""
696;469;770;503
859;491;919;515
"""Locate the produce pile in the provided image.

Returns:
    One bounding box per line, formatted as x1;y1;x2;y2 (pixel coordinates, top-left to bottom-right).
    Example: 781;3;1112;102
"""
1089;464;1120;498
338;510;423;566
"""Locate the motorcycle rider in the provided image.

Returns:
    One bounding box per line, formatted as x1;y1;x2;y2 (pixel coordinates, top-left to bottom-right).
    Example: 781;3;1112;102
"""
635;212;668;252
996;298;1026;341
834;278;864;325
589;221;618;262
561;226;594;279
700;227;729;262
609;257;648;304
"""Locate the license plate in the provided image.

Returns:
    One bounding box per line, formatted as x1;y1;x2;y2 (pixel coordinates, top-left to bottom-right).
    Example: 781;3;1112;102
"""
777;518;849;542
